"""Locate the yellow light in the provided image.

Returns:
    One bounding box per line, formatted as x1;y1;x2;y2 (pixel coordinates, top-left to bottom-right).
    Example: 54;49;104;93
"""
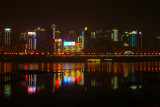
28;32;36;35
84;27;88;31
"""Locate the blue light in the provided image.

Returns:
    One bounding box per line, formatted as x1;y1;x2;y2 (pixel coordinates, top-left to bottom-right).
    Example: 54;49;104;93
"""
63;76;73;84
64;42;75;46
64;42;68;46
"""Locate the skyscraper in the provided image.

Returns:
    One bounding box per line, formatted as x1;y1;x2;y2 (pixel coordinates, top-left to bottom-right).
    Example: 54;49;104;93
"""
51;24;56;39
131;31;137;47
20;32;27;52
128;31;142;48
4;28;11;46
27;32;36;50
35;27;47;52
83;27;91;52
112;29;118;42
121;32;130;47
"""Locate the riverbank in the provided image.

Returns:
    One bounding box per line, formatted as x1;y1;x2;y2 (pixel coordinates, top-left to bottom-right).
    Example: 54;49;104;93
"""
1;54;160;62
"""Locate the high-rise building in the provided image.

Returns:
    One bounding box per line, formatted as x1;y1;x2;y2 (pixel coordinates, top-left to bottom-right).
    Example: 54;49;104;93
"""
20;32;27;41
131;31;137;47
27;32;36;50
51;24;56;39
53;30;63;53
54;39;63;53
83;27;91;52
121;32;130;47
4;28;11;46
129;31;142;48
112;29;118;42
35;27;47;52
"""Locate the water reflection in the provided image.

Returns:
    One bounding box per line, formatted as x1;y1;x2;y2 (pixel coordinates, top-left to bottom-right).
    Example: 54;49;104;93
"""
4;83;11;98
26;74;36;94
1;61;160;98
53;70;84;93
0;61;160;74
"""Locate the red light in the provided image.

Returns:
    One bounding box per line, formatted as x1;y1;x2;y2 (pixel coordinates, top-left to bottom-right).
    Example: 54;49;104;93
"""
28;87;36;94
75;77;82;82
55;80;61;86
25;75;28;81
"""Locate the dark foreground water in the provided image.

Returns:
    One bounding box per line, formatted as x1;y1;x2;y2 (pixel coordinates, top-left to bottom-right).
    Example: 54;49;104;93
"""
1;61;160;106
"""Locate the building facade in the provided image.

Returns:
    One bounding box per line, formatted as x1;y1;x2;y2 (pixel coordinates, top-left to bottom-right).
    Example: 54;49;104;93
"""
4;28;11;46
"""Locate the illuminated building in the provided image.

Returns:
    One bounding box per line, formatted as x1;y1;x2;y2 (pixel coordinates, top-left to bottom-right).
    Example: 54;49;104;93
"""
112;29;118;42
54;39;63;53
4;28;11;46
20;32;27;41
20;32;27;51
54;30;63;53
51;24;56;39
51;24;63;53
129;31;142;48
131;31;137;47
121;32;130;47
63;41;82;53
91;32;96;38
35;27;47;52
78;34;84;49
27;32;36;50
83;27;92;52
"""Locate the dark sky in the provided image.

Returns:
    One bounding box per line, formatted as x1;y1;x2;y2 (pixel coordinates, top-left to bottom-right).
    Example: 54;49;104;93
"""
0;0;160;35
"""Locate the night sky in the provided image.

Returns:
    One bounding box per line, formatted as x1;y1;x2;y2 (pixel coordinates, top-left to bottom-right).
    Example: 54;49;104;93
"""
0;0;160;35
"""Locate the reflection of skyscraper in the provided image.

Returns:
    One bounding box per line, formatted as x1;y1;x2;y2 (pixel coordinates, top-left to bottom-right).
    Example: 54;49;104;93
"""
26;74;36;94
4;76;11;98
111;76;118;90
4;28;11;46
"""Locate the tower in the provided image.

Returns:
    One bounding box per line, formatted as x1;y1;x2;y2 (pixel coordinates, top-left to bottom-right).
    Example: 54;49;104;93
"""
51;24;56;39
4;28;11;46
